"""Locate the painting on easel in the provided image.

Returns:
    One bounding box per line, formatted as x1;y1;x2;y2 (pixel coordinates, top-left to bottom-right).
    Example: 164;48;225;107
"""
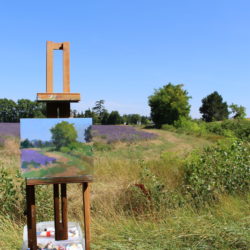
20;118;93;178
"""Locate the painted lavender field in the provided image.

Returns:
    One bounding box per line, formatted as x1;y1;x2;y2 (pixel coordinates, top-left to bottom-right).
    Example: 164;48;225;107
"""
92;125;157;142
20;118;93;178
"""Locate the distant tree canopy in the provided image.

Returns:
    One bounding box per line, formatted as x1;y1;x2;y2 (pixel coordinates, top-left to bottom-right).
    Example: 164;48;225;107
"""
199;91;229;122
0;99;17;122
106;111;123;125
50;121;77;149
71;100;149;125
21;139;33;148
0;98;46;122
123;114;141;125
148;83;191;128
229;103;246;119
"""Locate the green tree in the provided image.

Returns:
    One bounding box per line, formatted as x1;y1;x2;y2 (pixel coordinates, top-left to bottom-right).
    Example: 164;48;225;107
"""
148;83;191;128
101;110;110;125
229;103;246;119
83;108;98;123
92;100;108;123
50;121;77;149
17;99;45;118
21;139;32;148
0;98;17;122
128;114;141;125
141;116;150;125
107;111;123;125
92;100;105;116
200;91;229;122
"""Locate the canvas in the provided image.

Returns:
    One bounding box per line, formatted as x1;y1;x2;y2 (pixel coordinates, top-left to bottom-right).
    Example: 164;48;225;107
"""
20;118;93;179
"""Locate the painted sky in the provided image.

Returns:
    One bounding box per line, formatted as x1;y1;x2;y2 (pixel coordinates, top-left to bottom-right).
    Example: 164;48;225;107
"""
0;1;250;118
21;118;92;142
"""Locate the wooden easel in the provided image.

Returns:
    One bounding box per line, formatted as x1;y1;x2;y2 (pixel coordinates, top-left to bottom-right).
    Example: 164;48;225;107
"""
26;41;92;250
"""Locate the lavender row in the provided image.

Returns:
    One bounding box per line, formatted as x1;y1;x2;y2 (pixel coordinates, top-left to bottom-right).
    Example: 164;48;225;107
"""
21;149;56;166
92;125;156;142
0;123;20;137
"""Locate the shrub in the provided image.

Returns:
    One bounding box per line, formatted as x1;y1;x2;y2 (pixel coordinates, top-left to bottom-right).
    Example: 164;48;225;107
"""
221;119;250;141
205;120;250;141
123;162;185;214
174;117;207;135
184;140;250;204
0;168;24;219
0;168;54;222
60;146;70;153
162;118;207;137
161;124;176;132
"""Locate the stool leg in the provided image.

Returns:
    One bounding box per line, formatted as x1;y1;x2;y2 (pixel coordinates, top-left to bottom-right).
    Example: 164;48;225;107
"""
54;184;68;240
83;182;91;250
61;183;68;239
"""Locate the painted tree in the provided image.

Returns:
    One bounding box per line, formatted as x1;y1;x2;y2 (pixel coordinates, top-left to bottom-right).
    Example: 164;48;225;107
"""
50;121;77;149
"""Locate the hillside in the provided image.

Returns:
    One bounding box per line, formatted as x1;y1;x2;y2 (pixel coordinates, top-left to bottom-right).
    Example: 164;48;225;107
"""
0;125;249;249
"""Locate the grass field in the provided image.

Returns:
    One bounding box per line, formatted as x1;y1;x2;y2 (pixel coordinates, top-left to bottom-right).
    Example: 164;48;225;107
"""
0;127;249;249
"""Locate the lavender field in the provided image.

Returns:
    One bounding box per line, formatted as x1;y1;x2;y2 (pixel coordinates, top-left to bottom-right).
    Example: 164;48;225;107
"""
92;125;157;142
0;123;157;143
0;123;20;137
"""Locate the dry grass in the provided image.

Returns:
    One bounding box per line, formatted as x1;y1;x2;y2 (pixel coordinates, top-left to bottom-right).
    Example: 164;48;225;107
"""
0;131;249;249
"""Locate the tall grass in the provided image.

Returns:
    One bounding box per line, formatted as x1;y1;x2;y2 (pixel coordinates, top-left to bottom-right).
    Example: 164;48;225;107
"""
0;131;249;249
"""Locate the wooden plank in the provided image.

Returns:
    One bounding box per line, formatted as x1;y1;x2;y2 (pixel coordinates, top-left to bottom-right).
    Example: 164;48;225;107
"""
63;42;70;93
46;41;54;93
26;185;37;250
37;93;80;102
83;183;91;250
26;175;93;185
52;42;64;50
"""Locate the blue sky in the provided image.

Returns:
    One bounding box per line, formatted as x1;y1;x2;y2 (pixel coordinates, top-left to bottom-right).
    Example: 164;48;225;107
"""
21;118;92;142
0;0;250;118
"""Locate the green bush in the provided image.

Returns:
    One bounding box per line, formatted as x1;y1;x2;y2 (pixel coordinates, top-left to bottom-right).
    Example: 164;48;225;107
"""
184;140;250;204
174;117;207;135
60;146;71;153
0;168;24;219
162;118;207;137
60;142;93;157
0;168;54;221
161;124;176;132
221;119;250;141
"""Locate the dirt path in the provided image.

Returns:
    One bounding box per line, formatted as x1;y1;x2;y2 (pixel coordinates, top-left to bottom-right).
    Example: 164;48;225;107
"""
142;129;210;154
44;151;69;163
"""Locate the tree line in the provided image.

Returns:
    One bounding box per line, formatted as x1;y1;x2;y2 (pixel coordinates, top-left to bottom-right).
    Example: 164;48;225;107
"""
0;98;150;125
71;100;150;125
0;99;46;122
0;84;247;126
148;83;247;128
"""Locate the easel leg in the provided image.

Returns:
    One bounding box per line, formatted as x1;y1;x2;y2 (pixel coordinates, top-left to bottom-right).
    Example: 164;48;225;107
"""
83;182;91;250
54;183;68;240
26;185;37;250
